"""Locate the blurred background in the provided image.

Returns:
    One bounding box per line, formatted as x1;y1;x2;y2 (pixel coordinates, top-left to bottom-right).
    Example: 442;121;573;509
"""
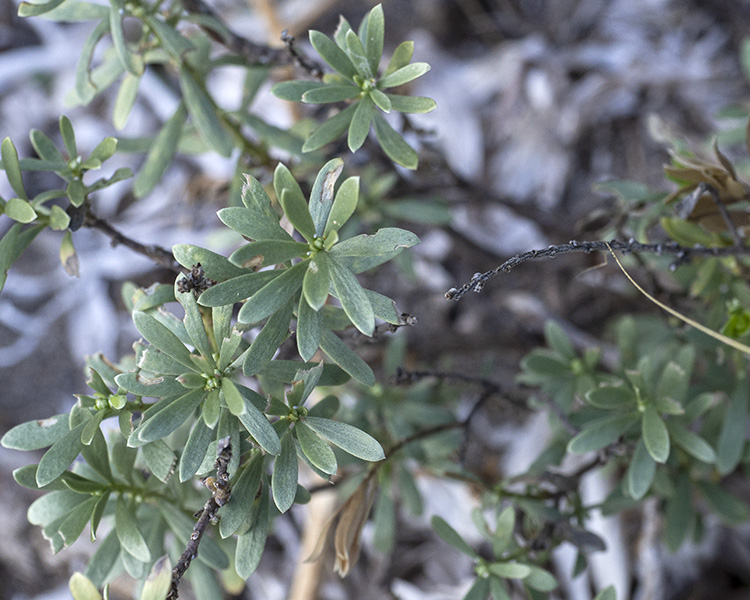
2;0;750;598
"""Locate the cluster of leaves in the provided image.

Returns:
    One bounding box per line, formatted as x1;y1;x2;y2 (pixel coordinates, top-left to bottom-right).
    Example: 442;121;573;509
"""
1;156;417;596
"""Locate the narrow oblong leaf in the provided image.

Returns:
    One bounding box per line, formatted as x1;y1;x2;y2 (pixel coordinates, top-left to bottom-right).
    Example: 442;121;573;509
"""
370;88;392;112
115;495;151;561
136;389;205;443
302;102;357;152
109;0;144;75
175;278;215;364
325;176;359;236
4;198;37;223
328;256;374;336
36;421;87;487
304;416;384;461
68;572;102;600
296;421;337;474
236;385;281;455
220;378;245;416
384;41;414;77
431;515;477;557
310;30;357;79
280;188;316;243
243;299;293;376
319;328;374;385
626;437;656;500
159;502;228;570
297;293;322;361
271;80;327;102
17;0;66;17
272;433;298;513
238;260;308;325
387;94;437;114
140;556;172;600
302;85;361;104
348;94;375;151
330;227;420;274
230;240;308;268
218;206;291;242
133;103;186;198
345;29;372;78
173;243;249;282
199;271;279;307
363;3;384;76
717;386;748;475
567;412;639;454
133;311;195;370
219;454;264;538
2;137;28;199
309;158;344;235
303;252;330;311
372;112;417;169
113;72;140;130
668;422;715;463
179;66;232;157
2;414;70;450
179;418;213;482
642;405;670;463
379;62;431;89
235;486;269;578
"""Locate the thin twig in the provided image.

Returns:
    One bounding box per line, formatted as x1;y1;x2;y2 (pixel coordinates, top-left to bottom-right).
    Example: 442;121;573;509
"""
180;0;324;76
167;437;232;600
84;208;182;273
445;238;750;301
699;182;744;246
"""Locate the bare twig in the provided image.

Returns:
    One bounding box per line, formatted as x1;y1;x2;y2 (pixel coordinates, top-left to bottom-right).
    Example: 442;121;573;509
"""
167;438;232;600
445;238;750;301
181;0;324;76
698;182;744;247
83;208;182;273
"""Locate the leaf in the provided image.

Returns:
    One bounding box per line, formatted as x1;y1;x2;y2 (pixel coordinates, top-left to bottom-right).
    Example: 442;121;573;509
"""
115;495;151;561
297;293;322;361
586;385;635;410
133;103;186;198
115;373;185;397
657;361;689;405
136;389;205;443
272;432;298;513
309;158;344;236
379;62;431;89
17;0;66;17
330;227;420;273
140;556;172;600
59;230;79;276
717;385;748;475
0;224;20;292
259;359;350;386
59;496;98;546
236;385;282;455
430;515;477;557
179;418;214;482
4;197;37;223
302;102;357;152
488;562;532;579
665;473;693;552
310;30;357;79
296;421;337;474
2;414;70;450
697;481;749;523
304;416;383;461
69;572;102;600
325;176;360;236
179;66;232;157
668;422;715;463
594;586;616;600
362;3;384;76
1;137;28;199
218;206;291;242
271;80;327;102
567;412;639;454
280;188;316;245
370;88;392;112
388;94;437;113
525;567;558;592
109;0;143;75
175;278;214;363
345;29;372;78
626;437;655;500
144;14;193;59
237;260;307;324
230;240;308;268
302;85;361;104
319;328;375;385
372;112;417;169
219;454;263;538
303;252;330;311
641;405;670;463
133;311;195;370
348;94;375;151
198;271;279;307
36;421;87;487
329;256;374;335
219;377;244;416
142;440;176;483
235;485;269;578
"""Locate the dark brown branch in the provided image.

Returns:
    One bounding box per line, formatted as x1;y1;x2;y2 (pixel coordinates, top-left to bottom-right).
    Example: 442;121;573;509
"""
180;0;324;76
167;437;232;600
84;208;182;273
445;238;750;301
